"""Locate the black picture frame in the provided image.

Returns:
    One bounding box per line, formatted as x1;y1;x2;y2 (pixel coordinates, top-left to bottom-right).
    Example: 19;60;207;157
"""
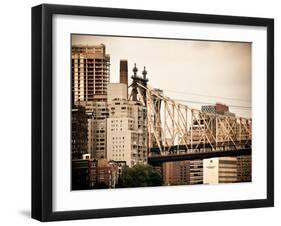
32;3;274;222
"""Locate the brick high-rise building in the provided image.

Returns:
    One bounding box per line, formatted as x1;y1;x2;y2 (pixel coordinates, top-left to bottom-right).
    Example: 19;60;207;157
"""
71;106;88;160
72;44;110;103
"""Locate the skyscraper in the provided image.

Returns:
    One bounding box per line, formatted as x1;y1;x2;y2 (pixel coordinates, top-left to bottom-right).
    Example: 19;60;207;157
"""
72;44;110;103
72;44;110;159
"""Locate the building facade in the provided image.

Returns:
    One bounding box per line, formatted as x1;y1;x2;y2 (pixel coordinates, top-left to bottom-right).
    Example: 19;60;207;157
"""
90;159;118;188
71;105;88;160
189;160;203;184
201;103;234;116
237;155;252;182
72;44;110;103
162;161;190;185
72;44;111;159
203;157;237;184
188;103;237;145
77;101;108;159
107;83;148;167
162;160;203;185
72;159;90;190
72;158;120;190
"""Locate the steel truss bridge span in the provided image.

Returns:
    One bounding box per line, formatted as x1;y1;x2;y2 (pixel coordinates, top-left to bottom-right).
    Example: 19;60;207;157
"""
129;81;252;159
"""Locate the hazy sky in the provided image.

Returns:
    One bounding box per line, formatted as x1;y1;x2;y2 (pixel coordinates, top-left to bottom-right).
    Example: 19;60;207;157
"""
72;35;252;118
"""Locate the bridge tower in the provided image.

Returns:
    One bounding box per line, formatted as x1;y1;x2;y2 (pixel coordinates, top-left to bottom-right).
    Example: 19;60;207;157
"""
130;64;149;105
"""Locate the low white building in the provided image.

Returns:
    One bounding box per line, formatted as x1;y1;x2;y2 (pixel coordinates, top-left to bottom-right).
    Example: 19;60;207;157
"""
203;157;237;184
106;83;147;167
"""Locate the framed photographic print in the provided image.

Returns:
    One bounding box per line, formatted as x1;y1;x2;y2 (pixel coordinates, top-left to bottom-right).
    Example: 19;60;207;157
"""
32;4;274;221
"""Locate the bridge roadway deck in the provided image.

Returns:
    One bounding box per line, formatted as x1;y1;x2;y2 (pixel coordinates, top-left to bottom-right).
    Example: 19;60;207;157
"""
147;148;251;165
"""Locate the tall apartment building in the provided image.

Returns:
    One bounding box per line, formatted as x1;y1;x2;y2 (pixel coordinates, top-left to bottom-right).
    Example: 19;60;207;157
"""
106;83;147;167
77;101;108;159
72;44;110;159
72;44;110;103
203;157;237;184
71;106;88;160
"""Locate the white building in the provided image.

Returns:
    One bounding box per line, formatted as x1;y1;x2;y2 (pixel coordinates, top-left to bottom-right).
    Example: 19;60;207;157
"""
106;83;147;167
203;157;237;184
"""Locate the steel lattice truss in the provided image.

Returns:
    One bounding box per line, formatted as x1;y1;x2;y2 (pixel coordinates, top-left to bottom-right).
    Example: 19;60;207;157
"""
130;83;252;156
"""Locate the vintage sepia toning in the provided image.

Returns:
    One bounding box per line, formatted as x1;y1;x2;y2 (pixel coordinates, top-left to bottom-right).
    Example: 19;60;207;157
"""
71;34;252;190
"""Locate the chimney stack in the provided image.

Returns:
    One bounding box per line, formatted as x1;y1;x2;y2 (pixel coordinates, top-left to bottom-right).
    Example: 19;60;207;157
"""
120;60;128;85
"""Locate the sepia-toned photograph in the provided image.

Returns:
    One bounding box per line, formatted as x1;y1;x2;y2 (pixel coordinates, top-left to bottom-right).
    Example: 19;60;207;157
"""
31;4;274;221
71;34;252;190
